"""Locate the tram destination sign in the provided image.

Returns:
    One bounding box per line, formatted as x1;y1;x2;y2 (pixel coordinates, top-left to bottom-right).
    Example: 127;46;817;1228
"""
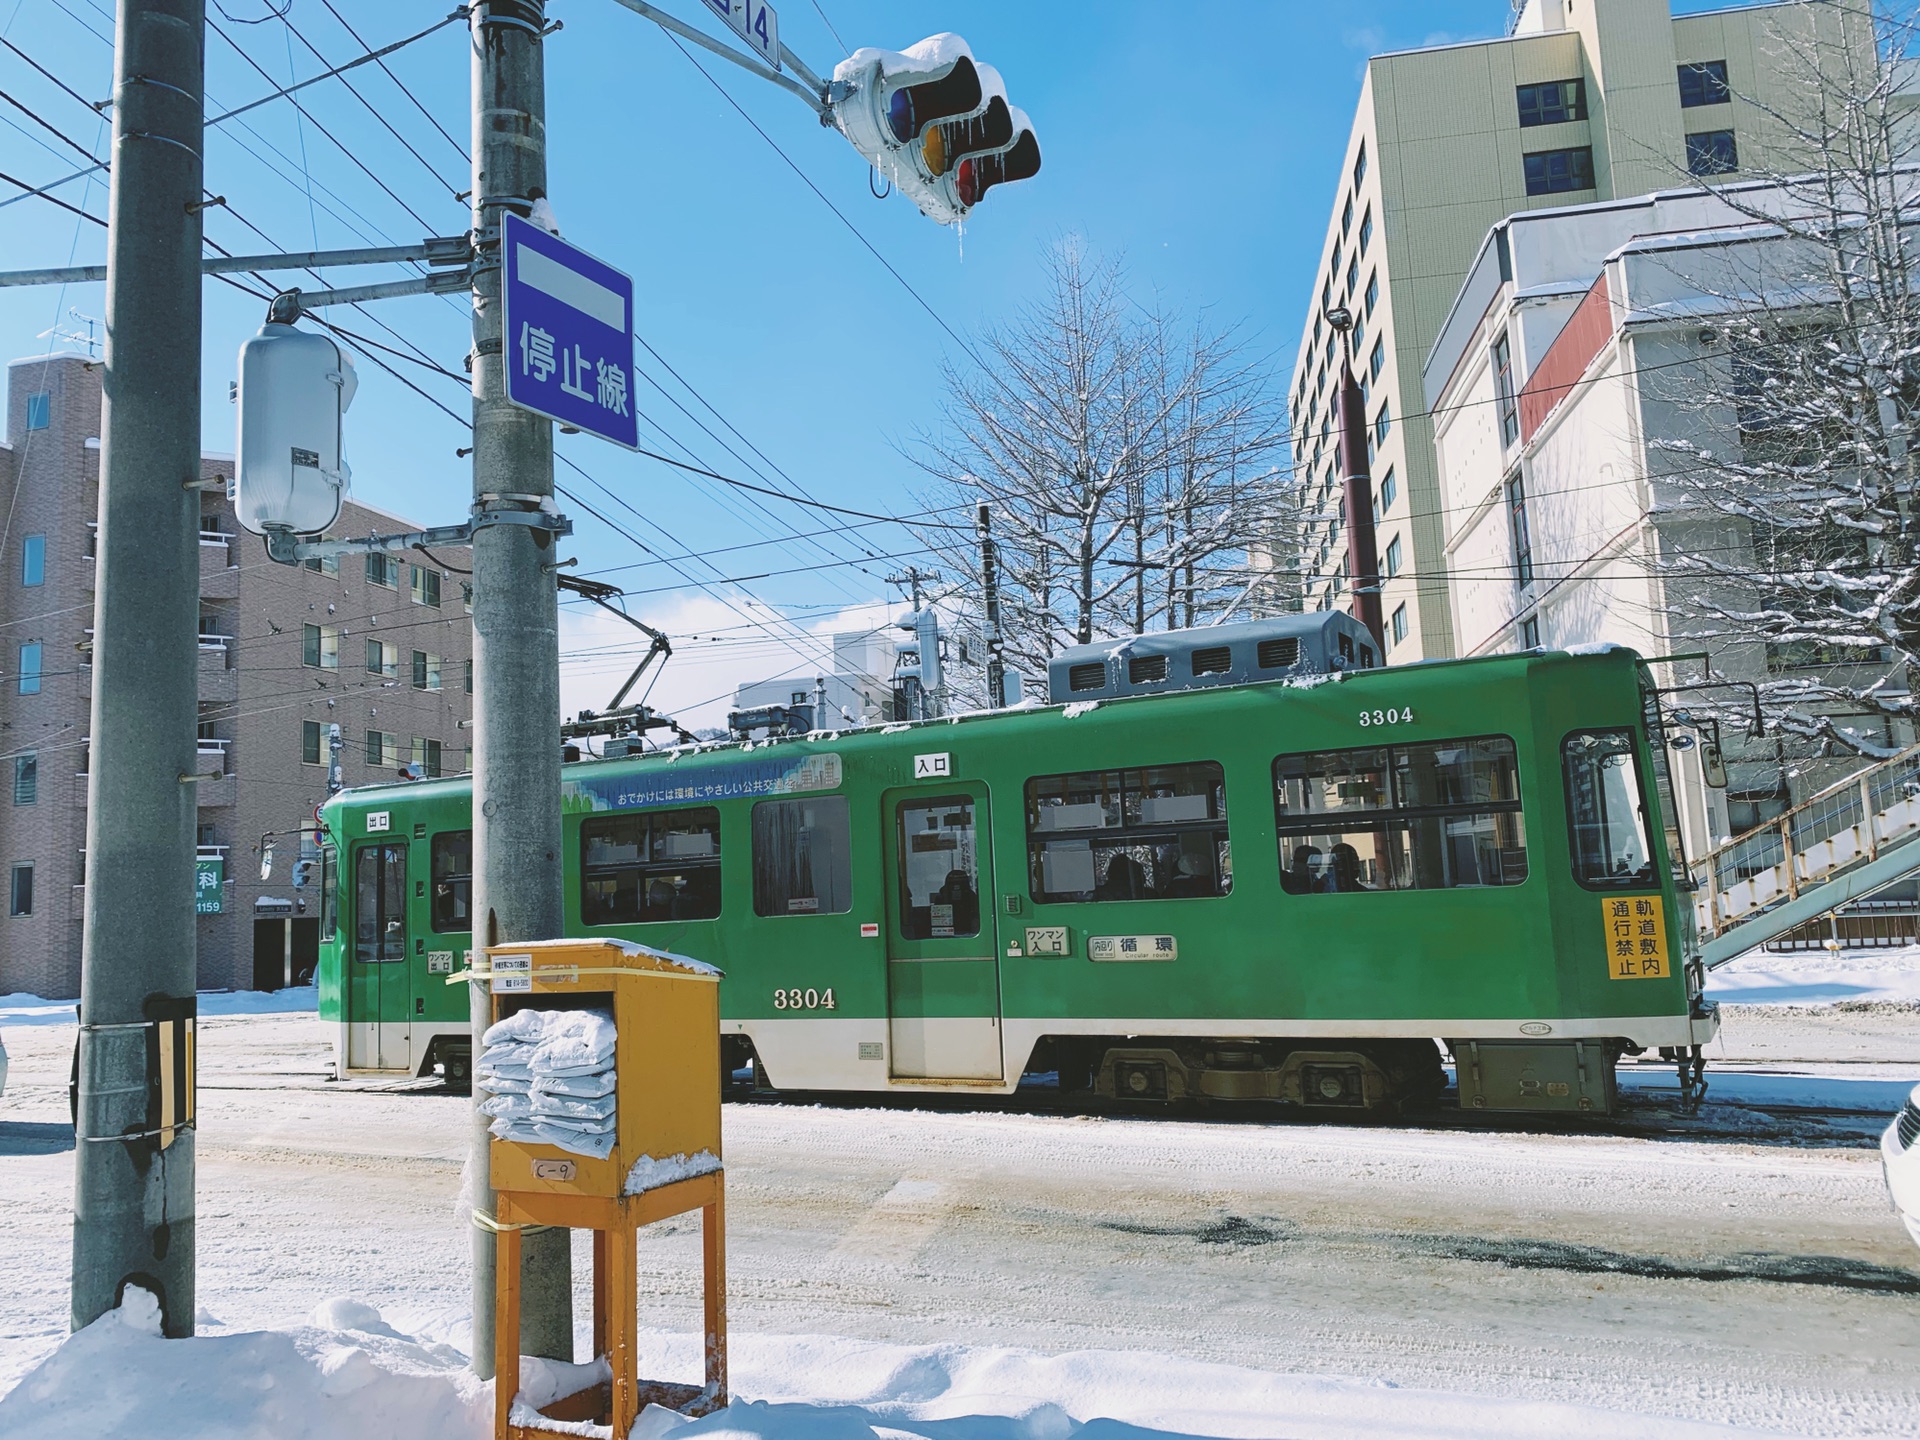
502;212;638;450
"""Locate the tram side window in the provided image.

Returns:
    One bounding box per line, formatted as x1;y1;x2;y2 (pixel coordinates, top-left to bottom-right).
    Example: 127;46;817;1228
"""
897;795;981;938
1273;736;1527;893
1025;761;1231;904
751;796;853;917
319;843;337;940
431;830;472;933
1563;729;1655;888
581;807;722;925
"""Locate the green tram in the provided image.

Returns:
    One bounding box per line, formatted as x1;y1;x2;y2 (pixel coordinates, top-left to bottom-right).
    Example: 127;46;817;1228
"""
316;622;1716;1116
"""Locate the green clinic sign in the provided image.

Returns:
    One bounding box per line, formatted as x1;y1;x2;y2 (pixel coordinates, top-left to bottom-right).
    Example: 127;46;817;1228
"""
195;858;225;914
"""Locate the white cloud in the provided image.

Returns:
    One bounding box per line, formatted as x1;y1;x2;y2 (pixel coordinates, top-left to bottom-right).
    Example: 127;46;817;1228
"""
558;590;901;737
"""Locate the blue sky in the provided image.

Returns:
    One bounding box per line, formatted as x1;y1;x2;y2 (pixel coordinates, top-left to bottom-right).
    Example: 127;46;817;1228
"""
0;0;1725;724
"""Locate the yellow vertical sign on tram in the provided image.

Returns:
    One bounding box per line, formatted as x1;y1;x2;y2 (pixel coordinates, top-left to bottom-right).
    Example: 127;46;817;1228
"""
1602;896;1669;979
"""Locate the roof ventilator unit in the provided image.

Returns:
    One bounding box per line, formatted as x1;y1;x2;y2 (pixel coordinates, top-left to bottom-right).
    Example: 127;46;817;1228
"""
1045;612;1380;704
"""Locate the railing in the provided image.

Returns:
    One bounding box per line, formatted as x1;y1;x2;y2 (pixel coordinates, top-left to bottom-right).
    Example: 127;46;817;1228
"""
1692;743;1920;941
195;736;229;755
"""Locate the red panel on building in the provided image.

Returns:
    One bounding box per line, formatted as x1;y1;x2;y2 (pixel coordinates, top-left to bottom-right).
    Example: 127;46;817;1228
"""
1518;275;1615;445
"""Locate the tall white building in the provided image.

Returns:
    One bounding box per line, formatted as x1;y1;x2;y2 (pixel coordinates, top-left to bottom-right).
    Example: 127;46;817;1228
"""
1286;0;1870;662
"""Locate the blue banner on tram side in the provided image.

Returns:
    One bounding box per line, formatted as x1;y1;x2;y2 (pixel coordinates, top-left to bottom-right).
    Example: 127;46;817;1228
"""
563;751;842;813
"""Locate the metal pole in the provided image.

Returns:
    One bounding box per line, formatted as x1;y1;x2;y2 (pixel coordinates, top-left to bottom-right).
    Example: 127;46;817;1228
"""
1334;352;1385;649
977;503;1007;708
467;0;571;1376
71;0;204;1336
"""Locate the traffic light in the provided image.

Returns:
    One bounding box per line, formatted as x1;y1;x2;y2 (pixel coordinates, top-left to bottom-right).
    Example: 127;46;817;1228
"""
233;320;357;537
829;35;1040;223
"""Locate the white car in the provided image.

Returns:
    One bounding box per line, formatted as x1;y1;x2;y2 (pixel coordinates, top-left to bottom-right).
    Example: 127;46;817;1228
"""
1885;1082;1920;1248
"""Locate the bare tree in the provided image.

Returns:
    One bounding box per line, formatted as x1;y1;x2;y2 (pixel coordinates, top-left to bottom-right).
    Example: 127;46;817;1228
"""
907;243;1297;691
1641;2;1920;758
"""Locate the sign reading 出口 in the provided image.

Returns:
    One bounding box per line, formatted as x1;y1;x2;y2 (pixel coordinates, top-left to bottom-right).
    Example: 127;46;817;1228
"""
502;212;639;450
1602;896;1669;979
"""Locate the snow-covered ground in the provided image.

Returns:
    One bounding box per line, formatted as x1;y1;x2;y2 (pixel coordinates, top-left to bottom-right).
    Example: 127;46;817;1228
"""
2;956;1918;1439
1707;942;1920;1007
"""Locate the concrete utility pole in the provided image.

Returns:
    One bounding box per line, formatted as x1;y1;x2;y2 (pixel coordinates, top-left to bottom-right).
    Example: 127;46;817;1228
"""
467;0;571;1374
70;0;206;1338
976;504;1008;708
1327;307;1385;649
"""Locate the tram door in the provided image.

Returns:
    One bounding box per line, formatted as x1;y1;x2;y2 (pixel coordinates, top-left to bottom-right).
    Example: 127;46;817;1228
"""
882;783;1003;1080
347;842;410;1069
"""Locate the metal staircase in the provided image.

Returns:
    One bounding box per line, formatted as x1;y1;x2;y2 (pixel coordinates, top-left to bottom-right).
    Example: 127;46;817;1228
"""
1692;745;1920;967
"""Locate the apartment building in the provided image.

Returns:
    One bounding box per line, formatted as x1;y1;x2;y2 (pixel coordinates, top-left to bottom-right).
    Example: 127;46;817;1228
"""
1424;180;1917;857
732;630;899;731
0;352;474;998
1286;0;1869;661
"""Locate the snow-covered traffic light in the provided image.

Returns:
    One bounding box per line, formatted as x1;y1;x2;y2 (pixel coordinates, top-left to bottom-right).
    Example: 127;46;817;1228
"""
829;35;1040;224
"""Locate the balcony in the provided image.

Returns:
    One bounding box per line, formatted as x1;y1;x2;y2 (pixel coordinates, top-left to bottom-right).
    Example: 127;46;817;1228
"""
197;642;236;703
193;771;235;809
200;537;238;599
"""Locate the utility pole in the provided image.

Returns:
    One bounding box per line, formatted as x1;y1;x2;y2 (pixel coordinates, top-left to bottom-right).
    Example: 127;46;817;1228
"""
977;503;1009;708
1326;306;1385;649
887;566;942;719
466;0;570;1374
70;0;206;1338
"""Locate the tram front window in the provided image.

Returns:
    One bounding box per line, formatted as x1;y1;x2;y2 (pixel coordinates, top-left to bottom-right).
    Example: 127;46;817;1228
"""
1563;729;1655;888
898;795;980;938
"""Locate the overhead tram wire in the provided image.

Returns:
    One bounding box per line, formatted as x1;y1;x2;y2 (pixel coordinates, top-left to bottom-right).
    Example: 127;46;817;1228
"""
315;0;469;163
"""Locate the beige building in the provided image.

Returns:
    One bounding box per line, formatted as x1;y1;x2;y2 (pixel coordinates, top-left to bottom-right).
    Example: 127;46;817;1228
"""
1287;0;1869;660
0;352;473;998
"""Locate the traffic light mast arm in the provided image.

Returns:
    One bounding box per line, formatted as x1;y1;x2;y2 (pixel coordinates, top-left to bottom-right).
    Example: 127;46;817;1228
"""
607;0;829;117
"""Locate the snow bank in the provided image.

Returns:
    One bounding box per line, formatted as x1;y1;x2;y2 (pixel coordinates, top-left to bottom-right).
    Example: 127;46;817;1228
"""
0;986;316;1028
0;1302;1795;1440
1706;943;1920;1006
0;1292;487;1440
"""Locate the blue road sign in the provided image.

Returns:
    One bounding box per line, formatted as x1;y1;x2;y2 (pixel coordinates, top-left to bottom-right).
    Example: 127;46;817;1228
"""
501;212;638;450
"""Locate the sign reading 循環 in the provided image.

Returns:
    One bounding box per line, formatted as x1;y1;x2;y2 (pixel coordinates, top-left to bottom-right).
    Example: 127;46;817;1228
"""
195;857;224;914
502;212;639;450
563;751;841;813
1602;896;1669;979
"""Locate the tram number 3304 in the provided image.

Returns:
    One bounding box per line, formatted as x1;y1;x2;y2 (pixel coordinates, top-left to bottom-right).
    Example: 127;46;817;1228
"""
1358;707;1415;727
773;987;836;1011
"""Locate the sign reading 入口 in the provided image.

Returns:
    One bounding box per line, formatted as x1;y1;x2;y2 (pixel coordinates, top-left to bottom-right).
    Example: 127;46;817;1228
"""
502;212;638;451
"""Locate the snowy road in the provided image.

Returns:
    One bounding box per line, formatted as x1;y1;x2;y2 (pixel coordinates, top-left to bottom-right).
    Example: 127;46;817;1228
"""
2;1003;1918;1437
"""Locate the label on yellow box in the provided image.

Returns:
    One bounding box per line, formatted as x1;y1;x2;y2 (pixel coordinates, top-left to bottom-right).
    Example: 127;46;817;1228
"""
1602;896;1669;979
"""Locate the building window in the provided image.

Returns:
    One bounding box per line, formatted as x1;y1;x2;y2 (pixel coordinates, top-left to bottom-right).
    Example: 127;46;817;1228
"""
1378;467;1397;513
25;394;50;430
1390;604;1408;647
1341;193;1354;234
410;566;441;607
17;641;41;695
411;737;442;778
1364;272;1379;316
1384;534;1403;578
1025;761;1230;903
9;862;32;916
302;623;339;670
1516;78;1586;126
1351;313;1367;358
1520;614;1541;649
1678;60;1730;108
412;651;442;691
1523;146;1595;195
1345;253;1359;296
1374;400;1391;446
1686;129;1738;176
1328;243;1342;297
751;796;853;917
12;753;35;805
1274;737;1527;893
21;535;44;587
367;730;394;768
366;553;399;588
581;808;721;925
1353;141;1367;190
465;657;473;694
301;720;323;765
1507;473;1534;589
1369;338;1385;381
431;830;473;931
366;640;398;677
304;547;339;575
1493;335;1519;447
1358;207;1373;256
